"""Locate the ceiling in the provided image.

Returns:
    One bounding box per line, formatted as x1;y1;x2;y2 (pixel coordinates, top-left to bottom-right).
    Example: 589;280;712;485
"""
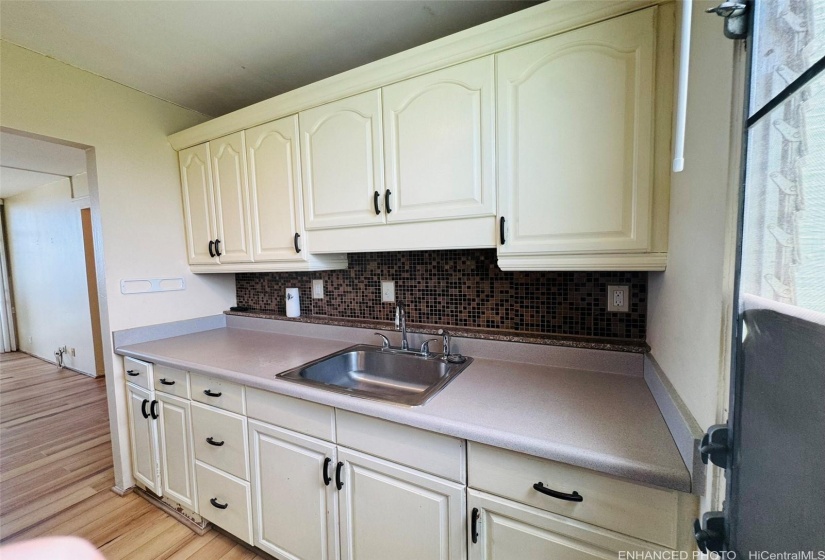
0;1;540;118
0;132;88;199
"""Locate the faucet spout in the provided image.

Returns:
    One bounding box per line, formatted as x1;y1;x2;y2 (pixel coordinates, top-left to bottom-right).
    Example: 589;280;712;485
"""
396;302;409;350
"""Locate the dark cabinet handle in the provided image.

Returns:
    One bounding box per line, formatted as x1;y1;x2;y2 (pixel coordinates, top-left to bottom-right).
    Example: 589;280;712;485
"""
373;191;381;215
322;457;332;486
126;369;139;377
203;389;222;398
208;240;215;258
533;482;583;502
150;400;159;420
294;232;301;254
335;461;344;490
471;507;479;544
210;498;229;510
384;189;392;214
215;239;222;257
159;378;175;386
141;399;149;419
206;437;225;447
499;216;506;245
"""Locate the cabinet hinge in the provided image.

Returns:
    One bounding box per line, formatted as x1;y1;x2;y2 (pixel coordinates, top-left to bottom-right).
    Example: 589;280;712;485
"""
694;512;726;553
706;2;749;40
699;424;730;468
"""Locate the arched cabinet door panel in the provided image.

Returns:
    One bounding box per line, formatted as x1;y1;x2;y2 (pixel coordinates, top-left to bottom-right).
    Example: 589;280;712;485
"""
179;143;217;265
210;132;254;263
497;7;656;256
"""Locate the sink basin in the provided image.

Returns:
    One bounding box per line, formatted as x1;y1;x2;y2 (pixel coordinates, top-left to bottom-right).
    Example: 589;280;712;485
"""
276;344;472;406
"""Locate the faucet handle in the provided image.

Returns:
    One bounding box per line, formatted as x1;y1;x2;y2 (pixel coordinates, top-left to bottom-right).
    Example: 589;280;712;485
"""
420;338;439;356
374;333;391;349
437;329;452;356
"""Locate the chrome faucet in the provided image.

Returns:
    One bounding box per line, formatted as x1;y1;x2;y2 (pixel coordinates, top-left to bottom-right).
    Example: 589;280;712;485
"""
438;328;452;356
396;301;409;350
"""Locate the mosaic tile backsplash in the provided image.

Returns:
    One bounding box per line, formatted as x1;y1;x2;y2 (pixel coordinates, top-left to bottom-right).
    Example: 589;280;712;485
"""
236;249;647;340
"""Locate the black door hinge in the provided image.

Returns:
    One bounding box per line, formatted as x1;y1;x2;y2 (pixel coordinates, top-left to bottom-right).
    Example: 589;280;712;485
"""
706;2;749;40
694;512;727;553
700;424;730;468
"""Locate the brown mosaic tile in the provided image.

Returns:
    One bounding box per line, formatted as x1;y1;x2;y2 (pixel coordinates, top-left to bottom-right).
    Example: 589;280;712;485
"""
235;249;647;341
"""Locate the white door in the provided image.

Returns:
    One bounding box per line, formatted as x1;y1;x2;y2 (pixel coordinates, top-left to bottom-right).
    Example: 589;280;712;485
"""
179;143;217;265
246;116;307;262
497;8;656;255
468;490;663;560
383;57;495;223
300;90;385;229
248;420;338;560
210;131;254;263
126;383;162;495
157;392;197;512
339;447;465;560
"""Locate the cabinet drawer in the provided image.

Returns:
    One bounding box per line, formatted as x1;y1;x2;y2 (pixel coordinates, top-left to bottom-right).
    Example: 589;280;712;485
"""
196;461;253;545
154;365;189;398
247;387;335;442
190;372;245;414
124;356;153;390
468;443;679;548
191;402;249;481
336;410;465;483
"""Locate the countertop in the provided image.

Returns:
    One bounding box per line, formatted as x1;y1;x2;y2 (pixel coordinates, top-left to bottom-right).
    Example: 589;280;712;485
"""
116;326;691;493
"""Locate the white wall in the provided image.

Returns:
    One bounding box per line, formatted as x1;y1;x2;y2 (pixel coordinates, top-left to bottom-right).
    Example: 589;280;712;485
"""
4;178;96;374
648;1;738;432
0;40;237;491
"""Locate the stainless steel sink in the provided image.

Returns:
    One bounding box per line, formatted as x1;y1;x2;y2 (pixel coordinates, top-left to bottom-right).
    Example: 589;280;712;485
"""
276;344;472;406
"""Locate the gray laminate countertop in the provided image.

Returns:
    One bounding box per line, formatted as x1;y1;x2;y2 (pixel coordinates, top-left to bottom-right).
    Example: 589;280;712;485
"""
116;326;691;493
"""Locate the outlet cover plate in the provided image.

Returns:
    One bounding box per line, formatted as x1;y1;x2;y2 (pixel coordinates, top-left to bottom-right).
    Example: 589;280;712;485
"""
312;279;324;299
381;280;395;303
607;285;630;313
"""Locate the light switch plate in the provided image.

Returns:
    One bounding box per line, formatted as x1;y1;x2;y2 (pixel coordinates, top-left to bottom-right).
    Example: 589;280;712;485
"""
381;280;395;303
312;279;324;299
607;285;629;313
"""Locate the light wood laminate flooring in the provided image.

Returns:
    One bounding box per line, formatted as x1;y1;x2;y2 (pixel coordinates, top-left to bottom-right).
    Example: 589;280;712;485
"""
0;352;267;559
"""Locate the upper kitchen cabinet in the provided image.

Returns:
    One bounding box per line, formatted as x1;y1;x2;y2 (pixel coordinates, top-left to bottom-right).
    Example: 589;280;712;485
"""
497;6;673;271
179;143;217;265
210;132;254;264
382;56;495;223
299;90;385;230
245;116;306;262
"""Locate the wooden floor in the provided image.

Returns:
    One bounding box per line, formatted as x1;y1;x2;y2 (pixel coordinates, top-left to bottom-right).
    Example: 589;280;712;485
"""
0;352;267;559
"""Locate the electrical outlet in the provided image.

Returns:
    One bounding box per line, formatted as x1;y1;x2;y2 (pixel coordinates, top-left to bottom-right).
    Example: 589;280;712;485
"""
381;280;395;303
312;279;324;299
607;285;629;313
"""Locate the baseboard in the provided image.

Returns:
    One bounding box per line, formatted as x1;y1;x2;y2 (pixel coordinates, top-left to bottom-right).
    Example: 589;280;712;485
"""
110;485;133;497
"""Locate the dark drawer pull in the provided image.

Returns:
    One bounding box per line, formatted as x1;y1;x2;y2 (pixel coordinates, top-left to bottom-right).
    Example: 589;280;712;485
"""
384;189;392;214
215;239;222;257
533;482;583;502
471;507;479;544
159;378;175;386
206;437;225;447
294;232;301;254
203;389;222;398
335;461;344;490
208;240;215;258
126;370;140;376
499;216;506;245
141;399;149;419
322;457;332;486
373;191;381;215
210;498;229;510
150;400;159;420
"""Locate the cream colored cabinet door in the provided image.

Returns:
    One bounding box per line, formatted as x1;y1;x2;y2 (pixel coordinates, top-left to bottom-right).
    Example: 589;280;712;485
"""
179;143;218;265
157;392;197;512
126;383;162;495
339;447;465;560
245;116;307;262
249;420;338;560
468;490;665;560
209;131;254;263
383;57;495;223
300;90;384;230
497;7;656;256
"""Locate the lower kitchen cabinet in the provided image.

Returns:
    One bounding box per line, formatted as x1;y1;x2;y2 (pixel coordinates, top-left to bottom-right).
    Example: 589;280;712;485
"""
125;382;162;495
339;447;465;560
156;392;197;512
196;461;253;544
249;420;338;560
468;490;664;560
